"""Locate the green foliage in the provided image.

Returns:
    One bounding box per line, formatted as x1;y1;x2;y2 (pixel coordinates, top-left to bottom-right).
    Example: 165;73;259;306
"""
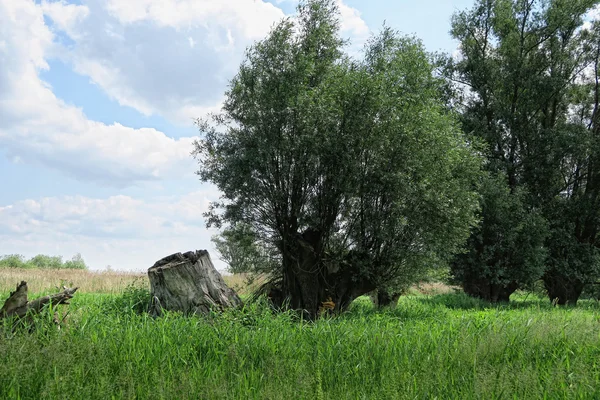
539;18;600;295
212;223;277;274
1;292;600;399
29;254;64;269
62;253;88;270
194;0;482;311
452;173;548;290
444;0;600;301
0;254;27;269
104;283;151;315
0;253;88;270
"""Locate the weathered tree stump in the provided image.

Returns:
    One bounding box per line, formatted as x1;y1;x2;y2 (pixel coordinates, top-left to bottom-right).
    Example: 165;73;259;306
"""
148;250;242;316
0;281;78;327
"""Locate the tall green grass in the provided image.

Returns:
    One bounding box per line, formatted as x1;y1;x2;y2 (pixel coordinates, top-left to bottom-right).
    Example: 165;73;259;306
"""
1;291;599;399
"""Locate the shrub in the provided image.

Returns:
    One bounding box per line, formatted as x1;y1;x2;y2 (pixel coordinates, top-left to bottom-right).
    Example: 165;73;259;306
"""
0;254;28;269
28;254;64;269
105;283;152;315
0;253;88;270
62;253;87;270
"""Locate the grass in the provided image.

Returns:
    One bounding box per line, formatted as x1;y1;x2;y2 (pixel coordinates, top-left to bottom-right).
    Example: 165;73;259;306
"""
0;268;147;294
0;268;258;296
1;272;600;399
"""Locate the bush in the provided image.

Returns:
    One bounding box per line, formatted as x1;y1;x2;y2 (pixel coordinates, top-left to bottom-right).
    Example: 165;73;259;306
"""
0;253;88;270
29;254;64;269
62;253;87;270
105;283;152;315
0;255;27;269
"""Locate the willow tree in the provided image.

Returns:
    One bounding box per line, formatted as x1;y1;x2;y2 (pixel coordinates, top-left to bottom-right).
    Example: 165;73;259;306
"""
542;19;600;304
194;0;481;318
445;0;599;303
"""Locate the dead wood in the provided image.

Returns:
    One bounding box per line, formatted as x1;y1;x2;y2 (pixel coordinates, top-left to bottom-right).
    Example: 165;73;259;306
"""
148;250;242;316
0;281;78;320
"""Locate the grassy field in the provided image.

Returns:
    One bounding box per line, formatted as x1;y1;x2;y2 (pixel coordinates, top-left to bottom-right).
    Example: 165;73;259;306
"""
1;270;600;399
0;268;257;295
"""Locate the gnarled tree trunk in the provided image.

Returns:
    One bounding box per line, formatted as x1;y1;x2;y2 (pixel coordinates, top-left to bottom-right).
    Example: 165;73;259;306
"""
543;271;584;305
268;230;376;319
370;290;401;309
148;250;242;316
462;274;518;303
0;281;78;327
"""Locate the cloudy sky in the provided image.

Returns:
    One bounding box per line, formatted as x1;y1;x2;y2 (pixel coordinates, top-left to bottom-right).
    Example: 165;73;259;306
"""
0;0;474;272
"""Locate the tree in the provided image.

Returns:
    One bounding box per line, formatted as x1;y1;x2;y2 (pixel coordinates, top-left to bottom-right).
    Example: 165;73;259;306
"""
445;0;599;302
211;223;277;274
451;173;548;302
63;253;88;270
542;19;600;304
29;254;63;269
194;0;482;318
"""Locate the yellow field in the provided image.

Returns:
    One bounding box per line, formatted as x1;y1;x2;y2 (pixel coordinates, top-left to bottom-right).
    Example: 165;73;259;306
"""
0;268;453;298
0;268;263;295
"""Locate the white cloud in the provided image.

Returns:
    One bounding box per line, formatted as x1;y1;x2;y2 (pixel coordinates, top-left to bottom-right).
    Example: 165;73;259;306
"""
0;190;224;271
337;0;369;37
104;0;283;40
47;0;285;124
582;4;600;31
39;0;370;125
0;0;196;187
39;0;89;39
0;0;371;185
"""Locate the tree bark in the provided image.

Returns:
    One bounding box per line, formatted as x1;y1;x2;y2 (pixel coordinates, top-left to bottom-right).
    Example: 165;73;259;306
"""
148;250;242;316
0;281;78;320
269;230;376;319
462;274;518;303
370;290;401;309
543;271;584;305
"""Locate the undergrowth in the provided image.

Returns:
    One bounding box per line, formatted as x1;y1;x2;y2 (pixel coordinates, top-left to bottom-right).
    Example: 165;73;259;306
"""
0;293;599;399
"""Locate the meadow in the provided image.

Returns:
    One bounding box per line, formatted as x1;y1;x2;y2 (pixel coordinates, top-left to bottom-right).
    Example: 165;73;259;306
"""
1;269;600;399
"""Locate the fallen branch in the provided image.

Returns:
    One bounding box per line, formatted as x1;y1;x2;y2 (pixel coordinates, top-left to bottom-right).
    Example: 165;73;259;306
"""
0;281;78;320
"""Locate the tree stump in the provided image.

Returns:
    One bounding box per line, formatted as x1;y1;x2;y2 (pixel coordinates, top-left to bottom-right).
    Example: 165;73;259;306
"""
148;250;242;316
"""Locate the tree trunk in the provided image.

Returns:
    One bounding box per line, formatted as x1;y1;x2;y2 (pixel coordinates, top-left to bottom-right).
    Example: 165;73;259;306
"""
270;230;376;319
543;271;584;305
370;290;401;309
0;281;78;328
462;274;518;303
148;250;242;316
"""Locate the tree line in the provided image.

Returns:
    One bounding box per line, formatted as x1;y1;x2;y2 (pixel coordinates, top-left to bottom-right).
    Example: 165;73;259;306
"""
0;254;88;270
197;0;600;318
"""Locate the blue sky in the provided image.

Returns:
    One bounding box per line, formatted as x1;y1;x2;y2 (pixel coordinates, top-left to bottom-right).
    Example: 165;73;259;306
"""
0;0;474;271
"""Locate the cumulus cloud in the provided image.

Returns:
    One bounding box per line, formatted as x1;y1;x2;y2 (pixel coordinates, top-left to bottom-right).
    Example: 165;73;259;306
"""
47;0;285;124
336;0;369;37
39;0;89;39
0;0;372;271
0;190;223;271
0;0;196;187
40;0;370;124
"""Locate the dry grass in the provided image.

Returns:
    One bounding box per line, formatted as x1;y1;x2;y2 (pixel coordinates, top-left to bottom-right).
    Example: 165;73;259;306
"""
0;267;453;299
221;273;268;296
0;268;148;294
410;282;458;296
0;268;259;296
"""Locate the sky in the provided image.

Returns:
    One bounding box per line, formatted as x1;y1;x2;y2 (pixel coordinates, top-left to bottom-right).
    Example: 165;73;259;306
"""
0;0;475;272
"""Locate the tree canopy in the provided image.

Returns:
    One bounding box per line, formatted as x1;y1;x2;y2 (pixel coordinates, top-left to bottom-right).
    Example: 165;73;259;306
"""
194;0;482;317
444;0;600;303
